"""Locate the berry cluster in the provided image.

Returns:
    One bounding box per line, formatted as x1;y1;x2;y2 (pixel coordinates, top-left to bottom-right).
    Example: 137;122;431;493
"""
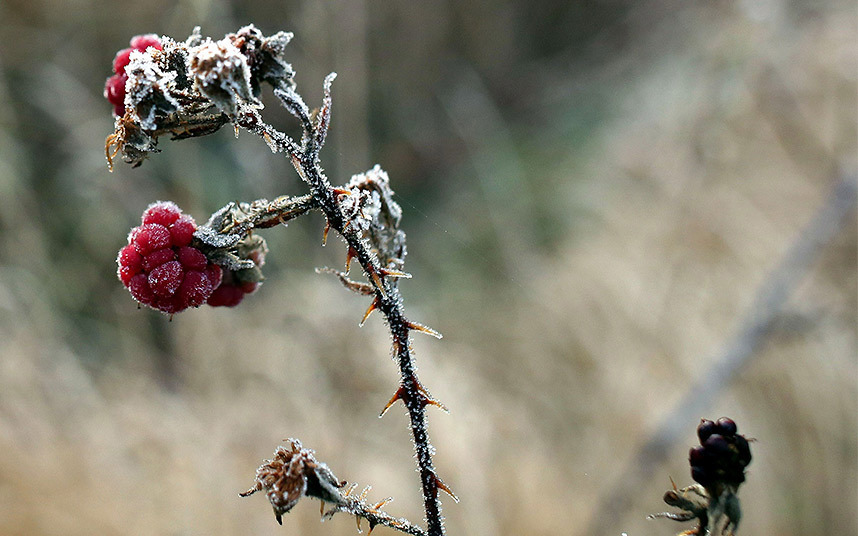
207;271;259;307
118;202;223;314
689;417;752;488
105;34;162;116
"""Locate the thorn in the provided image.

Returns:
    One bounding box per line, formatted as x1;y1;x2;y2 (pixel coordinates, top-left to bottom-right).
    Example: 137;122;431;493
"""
290;154;309;182
322;220;331;246
421;395;450;414
345;247;357;274
358;486;372;501
407;321;442;339
276;513;283;525
379;386;406;417
320;499;325;517
379;268;412;279
360;298;379;327
332;187;352;196
669;476;678;491
369;269;387;299
413;381;449;413
434;475;459;503
343;483;358;497
233;124;240;138
356;515;362;533
372;497;393;510
239;484;260;497
262;131;277;153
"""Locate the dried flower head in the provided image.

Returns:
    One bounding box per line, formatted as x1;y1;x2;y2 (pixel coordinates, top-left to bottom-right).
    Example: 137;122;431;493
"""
342;165;407;273
240;439;345;525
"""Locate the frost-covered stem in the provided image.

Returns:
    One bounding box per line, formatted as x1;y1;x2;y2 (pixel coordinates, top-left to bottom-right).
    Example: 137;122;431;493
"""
332;495;428;536
299;152;445;536
273;84;446;536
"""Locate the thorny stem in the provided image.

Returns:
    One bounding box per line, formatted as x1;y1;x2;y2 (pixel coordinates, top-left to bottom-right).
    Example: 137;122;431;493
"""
328;495;428;536
234;77;448;536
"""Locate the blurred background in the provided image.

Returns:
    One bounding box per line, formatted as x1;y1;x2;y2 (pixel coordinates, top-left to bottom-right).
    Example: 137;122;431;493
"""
0;0;855;535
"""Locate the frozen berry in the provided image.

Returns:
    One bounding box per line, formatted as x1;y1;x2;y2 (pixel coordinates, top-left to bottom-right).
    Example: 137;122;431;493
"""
113;48;133;74
130;34;162;51
128;273;155;306
106;34;162;115
148;260;183;297
142;248;175;271
132;223;172;256
105;73;127;115
178;246;207;270
179;270;214;307
118;202;221;314
170;216;196;247
206;266;261;308
206;264;223;289
207;284;245;307
142;201;182;226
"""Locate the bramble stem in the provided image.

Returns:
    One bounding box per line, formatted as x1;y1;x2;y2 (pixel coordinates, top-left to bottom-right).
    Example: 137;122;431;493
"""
290;123;446;536
233;76;447;535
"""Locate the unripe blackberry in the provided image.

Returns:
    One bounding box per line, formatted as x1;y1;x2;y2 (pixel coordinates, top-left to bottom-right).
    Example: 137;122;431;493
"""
118;202;221;315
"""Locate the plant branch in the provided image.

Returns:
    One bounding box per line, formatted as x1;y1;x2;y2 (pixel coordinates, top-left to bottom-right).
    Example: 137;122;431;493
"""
268;75;450;536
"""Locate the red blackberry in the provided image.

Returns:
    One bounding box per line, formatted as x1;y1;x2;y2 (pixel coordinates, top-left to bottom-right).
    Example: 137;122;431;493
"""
118;202;221;314
105;34;163;116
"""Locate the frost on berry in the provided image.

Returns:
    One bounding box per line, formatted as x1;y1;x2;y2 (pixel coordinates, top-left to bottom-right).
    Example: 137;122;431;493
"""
118;202;222;315
170;216;197;247
104;25;296;169
178;246;207;270
142;248;176;271
142;200;181;226
206;265;261;307
104;34;164;118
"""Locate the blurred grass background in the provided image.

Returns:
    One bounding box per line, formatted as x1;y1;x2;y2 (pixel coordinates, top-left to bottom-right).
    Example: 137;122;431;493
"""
0;0;855;535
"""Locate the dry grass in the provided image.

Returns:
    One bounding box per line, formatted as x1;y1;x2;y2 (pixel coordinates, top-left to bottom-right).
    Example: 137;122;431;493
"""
0;1;854;535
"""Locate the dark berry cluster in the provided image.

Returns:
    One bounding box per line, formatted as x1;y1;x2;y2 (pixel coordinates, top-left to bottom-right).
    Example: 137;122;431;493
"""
118;202;223;314
105;34;162;116
689;417;752;488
